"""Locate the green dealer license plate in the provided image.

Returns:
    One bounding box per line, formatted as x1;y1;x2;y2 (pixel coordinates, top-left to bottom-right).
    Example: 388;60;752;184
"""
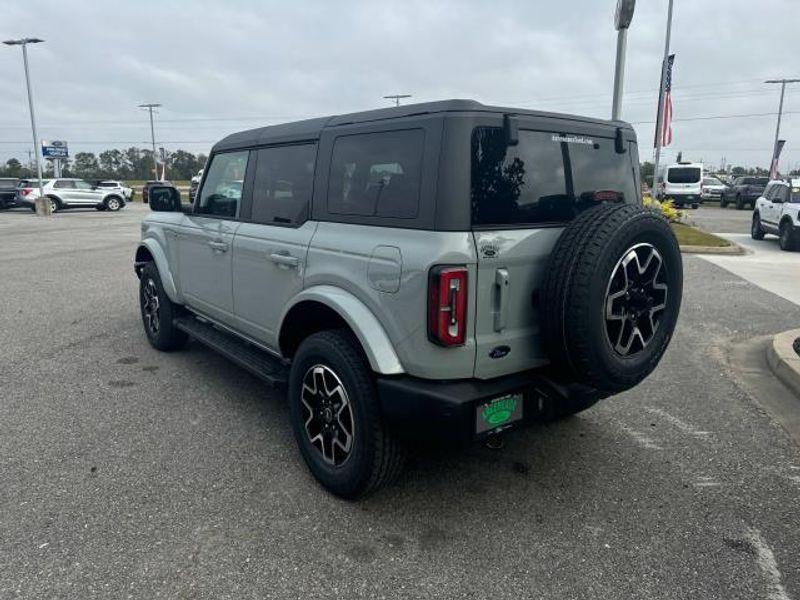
476;393;523;434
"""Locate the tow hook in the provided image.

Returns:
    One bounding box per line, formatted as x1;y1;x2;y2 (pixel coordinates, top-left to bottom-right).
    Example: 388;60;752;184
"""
485;434;505;450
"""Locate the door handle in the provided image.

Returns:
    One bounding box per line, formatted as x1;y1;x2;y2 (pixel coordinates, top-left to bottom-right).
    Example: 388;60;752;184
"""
269;252;300;268
208;240;229;252
493;268;509;332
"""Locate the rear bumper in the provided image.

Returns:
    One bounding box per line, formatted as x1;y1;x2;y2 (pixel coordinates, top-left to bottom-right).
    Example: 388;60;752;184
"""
663;193;701;204
377;370;602;446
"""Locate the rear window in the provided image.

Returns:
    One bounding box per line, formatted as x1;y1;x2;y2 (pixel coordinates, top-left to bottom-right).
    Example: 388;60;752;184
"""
667;167;701;184
327;129;424;219
471;127;638;227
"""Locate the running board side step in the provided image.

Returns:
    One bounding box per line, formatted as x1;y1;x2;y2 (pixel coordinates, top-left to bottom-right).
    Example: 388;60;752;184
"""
174;316;288;386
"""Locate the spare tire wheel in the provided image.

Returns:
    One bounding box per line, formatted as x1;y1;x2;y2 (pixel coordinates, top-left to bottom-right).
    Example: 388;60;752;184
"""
541;203;682;394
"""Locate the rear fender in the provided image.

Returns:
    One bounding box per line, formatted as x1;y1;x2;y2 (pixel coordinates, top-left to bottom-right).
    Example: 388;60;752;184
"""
280;285;404;375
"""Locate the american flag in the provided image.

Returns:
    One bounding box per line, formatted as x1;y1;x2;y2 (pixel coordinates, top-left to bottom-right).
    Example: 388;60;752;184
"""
657;54;675;147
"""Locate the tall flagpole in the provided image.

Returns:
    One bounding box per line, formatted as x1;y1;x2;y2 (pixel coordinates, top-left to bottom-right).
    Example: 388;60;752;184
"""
652;0;674;198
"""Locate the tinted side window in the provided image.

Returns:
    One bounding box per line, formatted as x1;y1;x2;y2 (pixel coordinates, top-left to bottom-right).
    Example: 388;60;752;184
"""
471;128;637;226
252;144;316;225
775;185;790;203
54;180;74;189
198;151;249;218
327;129;424;219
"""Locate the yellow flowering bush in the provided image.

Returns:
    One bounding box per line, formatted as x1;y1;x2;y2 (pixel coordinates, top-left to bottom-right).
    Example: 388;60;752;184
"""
642;195;685;223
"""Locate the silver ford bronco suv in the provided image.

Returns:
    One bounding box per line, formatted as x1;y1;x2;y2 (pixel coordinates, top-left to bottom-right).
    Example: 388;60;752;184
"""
134;100;683;498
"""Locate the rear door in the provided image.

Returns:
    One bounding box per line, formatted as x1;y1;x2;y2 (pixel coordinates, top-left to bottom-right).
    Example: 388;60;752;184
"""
231;143;318;349
73;179;104;205
53;179;77;204
666;166;702;197
471;125;640;379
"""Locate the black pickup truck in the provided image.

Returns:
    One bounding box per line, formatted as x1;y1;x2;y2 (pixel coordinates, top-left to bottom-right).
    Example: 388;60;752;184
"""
720;176;769;209
0;178;19;209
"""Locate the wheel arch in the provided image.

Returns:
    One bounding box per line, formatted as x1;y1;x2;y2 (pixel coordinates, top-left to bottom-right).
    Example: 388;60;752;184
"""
279;286;404;375
134;239;181;303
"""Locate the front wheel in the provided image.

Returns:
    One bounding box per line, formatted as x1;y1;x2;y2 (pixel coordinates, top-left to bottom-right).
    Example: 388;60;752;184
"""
735;196;744;210
288;330;405;499
139;262;188;351
779;222;797;251
751;213;765;240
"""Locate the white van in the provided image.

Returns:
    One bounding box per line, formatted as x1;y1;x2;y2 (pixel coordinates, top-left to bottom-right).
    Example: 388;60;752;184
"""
655;162;704;208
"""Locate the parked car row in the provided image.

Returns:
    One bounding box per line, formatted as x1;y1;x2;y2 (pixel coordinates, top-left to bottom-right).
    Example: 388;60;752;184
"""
0;178;185;213
15;178;128;213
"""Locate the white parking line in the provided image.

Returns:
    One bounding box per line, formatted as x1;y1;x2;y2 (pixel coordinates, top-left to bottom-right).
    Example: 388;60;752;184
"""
698;234;800;307
746;528;791;600
614;421;663;450
646;407;713;437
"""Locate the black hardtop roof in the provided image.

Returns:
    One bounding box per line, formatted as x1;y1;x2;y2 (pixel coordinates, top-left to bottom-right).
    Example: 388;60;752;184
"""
213;99;632;152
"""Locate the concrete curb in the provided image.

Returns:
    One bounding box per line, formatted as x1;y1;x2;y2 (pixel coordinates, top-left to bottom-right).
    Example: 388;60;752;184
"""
680;243;746;255
766;328;800;398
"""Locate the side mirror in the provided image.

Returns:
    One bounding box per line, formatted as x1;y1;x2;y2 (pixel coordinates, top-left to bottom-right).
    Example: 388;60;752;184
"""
149;186;183;212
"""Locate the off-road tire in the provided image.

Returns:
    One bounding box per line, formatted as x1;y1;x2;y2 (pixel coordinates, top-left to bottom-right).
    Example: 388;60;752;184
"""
779;221;797;251
289;330;405;499
138;262;188;351
541;203;683;394
751;213;765;240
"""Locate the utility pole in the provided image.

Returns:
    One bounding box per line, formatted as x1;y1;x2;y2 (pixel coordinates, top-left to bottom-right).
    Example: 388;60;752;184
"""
383;94;412;107
3;37;49;216
138;103;161;180
611;0;636;121
765;78;799;177
651;0;674;198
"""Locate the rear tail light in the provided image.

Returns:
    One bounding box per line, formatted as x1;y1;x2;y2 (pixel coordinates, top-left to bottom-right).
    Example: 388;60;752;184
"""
21;187;32;196
428;266;468;346
593;190;621;202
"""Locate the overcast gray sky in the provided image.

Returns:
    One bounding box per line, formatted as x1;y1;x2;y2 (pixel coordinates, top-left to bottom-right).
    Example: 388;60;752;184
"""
2;0;799;171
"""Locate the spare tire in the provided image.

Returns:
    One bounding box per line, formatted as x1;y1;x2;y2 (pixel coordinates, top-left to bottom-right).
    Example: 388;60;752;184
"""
541;203;682;394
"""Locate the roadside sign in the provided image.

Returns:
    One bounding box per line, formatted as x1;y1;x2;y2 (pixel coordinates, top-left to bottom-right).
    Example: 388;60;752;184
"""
41;140;68;158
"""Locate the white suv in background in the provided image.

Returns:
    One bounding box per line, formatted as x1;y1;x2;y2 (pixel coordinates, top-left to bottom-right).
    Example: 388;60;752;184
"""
17;178;127;213
752;179;800;251
97;180;134;201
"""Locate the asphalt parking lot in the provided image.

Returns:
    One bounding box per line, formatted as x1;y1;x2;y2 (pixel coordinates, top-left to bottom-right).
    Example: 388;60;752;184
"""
2;203;800;599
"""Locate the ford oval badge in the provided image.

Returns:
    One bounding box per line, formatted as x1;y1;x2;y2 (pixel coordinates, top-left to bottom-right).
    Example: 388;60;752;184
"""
489;345;510;359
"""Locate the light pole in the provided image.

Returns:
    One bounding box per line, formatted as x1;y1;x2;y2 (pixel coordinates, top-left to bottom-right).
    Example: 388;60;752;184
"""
765;78;799;177
383;94;412;107
611;0;636;121
138;103;161;180
651;0;674;197
3;37;49;216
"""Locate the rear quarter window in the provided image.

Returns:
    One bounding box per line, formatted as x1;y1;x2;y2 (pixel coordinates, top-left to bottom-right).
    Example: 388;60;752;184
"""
471;127;638;227
327;129;424;219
